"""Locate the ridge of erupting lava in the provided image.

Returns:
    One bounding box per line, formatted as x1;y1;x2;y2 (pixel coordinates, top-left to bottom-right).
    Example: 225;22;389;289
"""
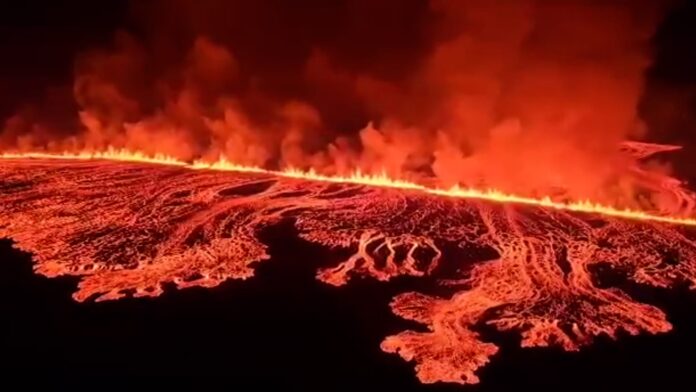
2;148;695;226
2;151;696;385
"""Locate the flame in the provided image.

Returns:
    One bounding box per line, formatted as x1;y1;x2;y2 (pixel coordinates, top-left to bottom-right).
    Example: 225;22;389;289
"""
2;147;696;226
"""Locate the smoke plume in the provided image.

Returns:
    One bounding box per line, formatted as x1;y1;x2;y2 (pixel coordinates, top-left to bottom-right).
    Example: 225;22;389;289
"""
0;0;677;204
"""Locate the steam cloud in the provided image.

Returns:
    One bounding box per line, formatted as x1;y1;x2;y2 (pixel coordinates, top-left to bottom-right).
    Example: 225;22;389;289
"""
0;0;674;203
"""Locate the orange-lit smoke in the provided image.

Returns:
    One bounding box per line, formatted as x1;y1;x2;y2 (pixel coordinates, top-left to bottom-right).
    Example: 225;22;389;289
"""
0;0;677;206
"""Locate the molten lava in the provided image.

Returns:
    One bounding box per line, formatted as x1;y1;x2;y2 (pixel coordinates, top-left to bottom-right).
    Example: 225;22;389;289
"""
1;151;696;385
2;149;695;226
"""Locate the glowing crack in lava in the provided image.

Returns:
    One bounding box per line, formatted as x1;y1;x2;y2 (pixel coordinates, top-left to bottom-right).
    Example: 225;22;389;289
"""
2;152;696;385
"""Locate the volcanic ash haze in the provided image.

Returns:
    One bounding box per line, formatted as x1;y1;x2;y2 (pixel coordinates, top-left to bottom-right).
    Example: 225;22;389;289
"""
2;0;696;387
0;0;679;206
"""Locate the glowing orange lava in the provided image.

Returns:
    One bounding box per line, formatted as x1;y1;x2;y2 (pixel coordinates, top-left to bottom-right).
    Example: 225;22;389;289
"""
2;148;694;226
2;151;696;386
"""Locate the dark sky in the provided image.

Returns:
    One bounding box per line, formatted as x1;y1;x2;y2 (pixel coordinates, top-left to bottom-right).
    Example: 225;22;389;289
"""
0;1;128;118
642;0;696;143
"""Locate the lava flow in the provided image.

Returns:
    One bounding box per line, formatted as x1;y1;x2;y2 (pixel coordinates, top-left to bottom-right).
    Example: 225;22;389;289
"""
2;153;696;385
4;149;696;226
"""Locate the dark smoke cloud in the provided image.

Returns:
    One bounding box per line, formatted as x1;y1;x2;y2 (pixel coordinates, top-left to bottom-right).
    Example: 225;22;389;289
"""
1;0;681;204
